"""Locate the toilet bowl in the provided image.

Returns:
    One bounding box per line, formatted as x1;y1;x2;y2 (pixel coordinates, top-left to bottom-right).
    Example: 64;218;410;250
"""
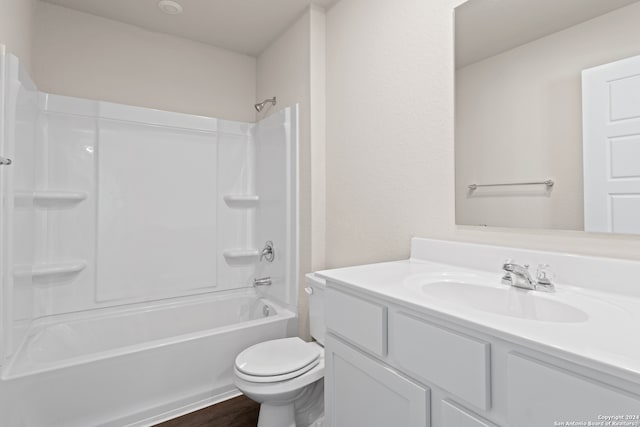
233;274;326;427
234;338;324;427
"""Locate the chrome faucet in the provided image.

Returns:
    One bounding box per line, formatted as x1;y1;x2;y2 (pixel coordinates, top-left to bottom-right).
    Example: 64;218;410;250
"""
260;241;275;263
501;260;554;292
253;277;272;287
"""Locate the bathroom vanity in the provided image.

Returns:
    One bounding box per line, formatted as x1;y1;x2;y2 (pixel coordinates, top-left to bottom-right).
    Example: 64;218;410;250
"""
318;238;640;427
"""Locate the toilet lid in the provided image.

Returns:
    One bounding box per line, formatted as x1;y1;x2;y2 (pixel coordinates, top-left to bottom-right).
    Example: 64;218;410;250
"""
235;358;320;383
235;337;321;377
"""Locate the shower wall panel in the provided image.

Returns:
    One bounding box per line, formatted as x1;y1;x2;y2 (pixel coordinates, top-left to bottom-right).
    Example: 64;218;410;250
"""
217;120;257;288
253;107;298;308
10;65;38;326
0;52;38;364
31;97;244;314
33;100;97;316
96;118;218;302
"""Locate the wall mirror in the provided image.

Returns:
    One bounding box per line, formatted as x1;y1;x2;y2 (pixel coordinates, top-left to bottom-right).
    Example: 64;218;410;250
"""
455;0;640;234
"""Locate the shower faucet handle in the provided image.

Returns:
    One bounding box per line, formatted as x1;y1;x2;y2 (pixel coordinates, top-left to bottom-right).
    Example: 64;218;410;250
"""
260;241;275;263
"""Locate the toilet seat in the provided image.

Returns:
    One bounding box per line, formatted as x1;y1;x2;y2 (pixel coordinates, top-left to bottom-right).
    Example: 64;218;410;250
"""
235;337;321;383
234;350;325;396
235;358;320;383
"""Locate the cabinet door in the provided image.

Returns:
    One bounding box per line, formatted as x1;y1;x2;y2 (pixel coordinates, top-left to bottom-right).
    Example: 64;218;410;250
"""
441;400;497;427
326;335;430;427
507;353;640;427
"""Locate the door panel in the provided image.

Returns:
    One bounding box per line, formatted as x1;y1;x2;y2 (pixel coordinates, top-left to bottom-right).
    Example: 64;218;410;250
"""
583;54;640;233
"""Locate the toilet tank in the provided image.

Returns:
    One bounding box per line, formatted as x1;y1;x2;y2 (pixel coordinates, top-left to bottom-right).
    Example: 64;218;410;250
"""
305;273;326;345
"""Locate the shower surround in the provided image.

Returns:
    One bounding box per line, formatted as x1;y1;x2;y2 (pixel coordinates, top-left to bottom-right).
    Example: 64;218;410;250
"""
0;51;298;426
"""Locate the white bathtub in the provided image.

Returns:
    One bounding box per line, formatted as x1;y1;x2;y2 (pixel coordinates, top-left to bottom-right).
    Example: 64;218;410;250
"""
0;289;296;427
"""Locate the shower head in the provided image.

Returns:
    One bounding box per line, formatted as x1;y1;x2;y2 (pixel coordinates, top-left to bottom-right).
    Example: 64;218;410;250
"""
255;97;276;112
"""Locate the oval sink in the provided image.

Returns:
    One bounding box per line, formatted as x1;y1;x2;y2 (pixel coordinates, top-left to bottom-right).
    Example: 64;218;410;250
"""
422;281;589;323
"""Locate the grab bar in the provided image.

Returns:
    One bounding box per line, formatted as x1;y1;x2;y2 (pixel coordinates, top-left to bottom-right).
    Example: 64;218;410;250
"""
468;179;554;190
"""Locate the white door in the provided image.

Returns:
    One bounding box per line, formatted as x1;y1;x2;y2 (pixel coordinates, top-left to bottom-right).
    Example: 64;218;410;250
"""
325;335;430;427
583;55;640;234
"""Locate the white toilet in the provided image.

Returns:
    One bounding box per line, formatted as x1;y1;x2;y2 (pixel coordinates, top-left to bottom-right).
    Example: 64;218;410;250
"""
233;273;326;427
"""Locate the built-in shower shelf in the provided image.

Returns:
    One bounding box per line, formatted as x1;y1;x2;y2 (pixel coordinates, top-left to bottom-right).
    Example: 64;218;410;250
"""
15;191;88;207
14;261;87;279
223;195;259;208
223;249;260;262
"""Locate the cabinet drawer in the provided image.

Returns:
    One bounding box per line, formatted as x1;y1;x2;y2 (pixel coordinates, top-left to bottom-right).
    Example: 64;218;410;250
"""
441;400;496;427
326;287;387;357
390;312;490;409
507;353;640;427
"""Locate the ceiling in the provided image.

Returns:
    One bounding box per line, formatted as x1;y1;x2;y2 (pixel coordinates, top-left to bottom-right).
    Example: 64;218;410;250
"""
456;0;640;68
40;0;337;56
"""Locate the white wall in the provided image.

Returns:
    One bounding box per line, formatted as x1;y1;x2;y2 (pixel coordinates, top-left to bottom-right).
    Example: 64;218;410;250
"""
32;2;257;122
0;0;35;72
309;7;327;274
325;0;640;269
326;0;455;267
256;6;325;338
456;2;640;231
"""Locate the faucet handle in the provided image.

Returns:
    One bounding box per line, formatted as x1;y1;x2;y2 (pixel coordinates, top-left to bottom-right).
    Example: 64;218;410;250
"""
260;241;275;263
502;258;529;272
536;264;554;285
501;258;513;285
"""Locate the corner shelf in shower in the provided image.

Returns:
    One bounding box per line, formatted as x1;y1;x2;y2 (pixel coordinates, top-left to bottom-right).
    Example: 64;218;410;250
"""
15;191;88;207
223;249;260;264
223;194;260;208
13;261;87;281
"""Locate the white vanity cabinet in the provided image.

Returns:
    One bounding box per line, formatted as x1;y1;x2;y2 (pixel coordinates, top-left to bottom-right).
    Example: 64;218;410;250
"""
324;285;640;427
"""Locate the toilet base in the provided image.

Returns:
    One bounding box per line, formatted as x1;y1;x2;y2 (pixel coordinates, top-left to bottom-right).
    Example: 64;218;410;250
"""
234;345;325;427
254;379;324;427
258;403;296;427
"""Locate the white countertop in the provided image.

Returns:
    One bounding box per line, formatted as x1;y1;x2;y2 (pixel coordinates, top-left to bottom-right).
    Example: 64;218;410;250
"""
317;257;640;383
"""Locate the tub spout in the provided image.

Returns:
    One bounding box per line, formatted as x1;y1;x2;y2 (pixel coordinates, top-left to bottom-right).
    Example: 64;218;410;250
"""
254;277;272;287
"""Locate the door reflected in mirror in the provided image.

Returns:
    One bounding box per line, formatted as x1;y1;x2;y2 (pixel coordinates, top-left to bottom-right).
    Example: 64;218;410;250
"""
455;0;640;234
